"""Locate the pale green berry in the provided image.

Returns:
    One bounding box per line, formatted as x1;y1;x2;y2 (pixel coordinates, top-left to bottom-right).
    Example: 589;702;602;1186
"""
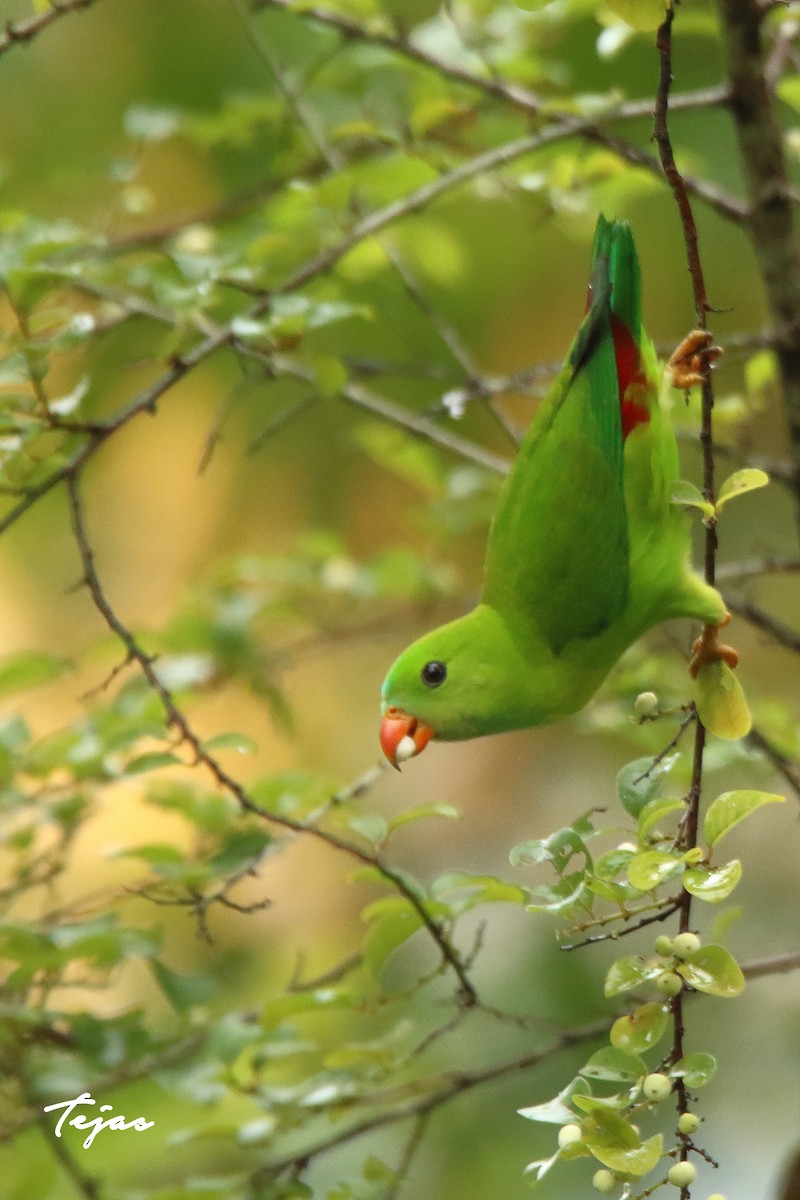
642;1072;672;1102
558;1123;582;1148
668;1161;697;1188
635;691;659;717
656;971;683;997
593;1168;616;1194
678;1111;701;1135
655;934;674;958
672;932;701;959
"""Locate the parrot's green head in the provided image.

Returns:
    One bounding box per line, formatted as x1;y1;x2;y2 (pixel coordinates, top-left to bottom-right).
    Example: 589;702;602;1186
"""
379;604;537;767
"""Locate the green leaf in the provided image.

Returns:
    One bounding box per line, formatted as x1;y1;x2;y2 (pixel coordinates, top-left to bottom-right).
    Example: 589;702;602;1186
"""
677;944;745;997
347;814;388;844
260;988;360;1029
510;824;593;873
581;1110;663;1176
150;960;216;1011
671;1052;717;1088
517;1077;590;1124
0;650;68;696
572;1093;633;1115
637;797;684;845
694;660;752;740
355;422;444;497
202;731;259;754
604;956;661;997
703;789;784;848
585;875;629;905
670;480;715;519
604;0;667;31
363;899;424;978
744;349;777;392
715;468;769;510
592;1130;663;1176
683;859;742;903
580;1048;647;1084
431;871;527;911
626;850;684;892
125;751;181;775
610;1003;669;1053
616;755;676;819
387;803;459;834
208;827;271;875
208;1013;268;1064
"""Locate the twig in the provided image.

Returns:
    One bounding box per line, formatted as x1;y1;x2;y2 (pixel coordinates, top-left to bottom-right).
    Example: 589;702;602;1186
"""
725;592;800;654
0;0;99;59
65;474;478;1005
231;3;519;447
741;950;800;979
250;1018;610;1185
561;897;682;950
385;1113;430;1200
287;951;363;992
654;7;719;1185
634;711;696;783
249;0;744;224
1;1032;206;1147
747;725;800;801
340;381;509;475
38;1113;102;1200
716;555;800;580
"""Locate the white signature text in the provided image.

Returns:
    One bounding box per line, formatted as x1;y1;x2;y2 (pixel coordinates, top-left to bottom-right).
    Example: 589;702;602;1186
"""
43;1091;155;1149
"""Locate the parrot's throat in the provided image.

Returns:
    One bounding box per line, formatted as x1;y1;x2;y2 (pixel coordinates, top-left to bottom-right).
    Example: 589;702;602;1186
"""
611;315;650;440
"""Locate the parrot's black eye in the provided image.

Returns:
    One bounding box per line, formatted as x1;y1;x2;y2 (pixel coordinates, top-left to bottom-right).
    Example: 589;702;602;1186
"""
421;660;447;688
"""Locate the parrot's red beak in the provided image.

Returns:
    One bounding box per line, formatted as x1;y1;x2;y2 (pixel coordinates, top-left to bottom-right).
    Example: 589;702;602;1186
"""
380;707;434;770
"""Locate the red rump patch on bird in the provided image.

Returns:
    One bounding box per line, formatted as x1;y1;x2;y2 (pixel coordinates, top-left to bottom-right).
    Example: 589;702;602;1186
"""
612;315;650;440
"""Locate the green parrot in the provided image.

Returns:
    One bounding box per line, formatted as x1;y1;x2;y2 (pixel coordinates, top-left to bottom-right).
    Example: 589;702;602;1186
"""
380;215;727;767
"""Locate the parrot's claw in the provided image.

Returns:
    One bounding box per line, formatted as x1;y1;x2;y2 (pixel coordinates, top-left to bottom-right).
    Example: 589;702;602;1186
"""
668;330;722;391
689;612;739;678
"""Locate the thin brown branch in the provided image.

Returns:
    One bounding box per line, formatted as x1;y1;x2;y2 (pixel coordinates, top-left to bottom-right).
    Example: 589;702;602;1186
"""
250;1018;609;1185
741;950;800;979
1;1032;205;1147
341;380;510;475
716;555;800;580
561;897;682;950
249;0;743;221
726;592;800;653
0;0;99;58
65;474;478;1005
654;7;720;1178
747;725;800;800
38;1113;102;1200
385;1113;430;1200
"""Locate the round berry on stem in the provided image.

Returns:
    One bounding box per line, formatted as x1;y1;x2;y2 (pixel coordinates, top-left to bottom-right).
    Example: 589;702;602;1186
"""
668;1161;697;1188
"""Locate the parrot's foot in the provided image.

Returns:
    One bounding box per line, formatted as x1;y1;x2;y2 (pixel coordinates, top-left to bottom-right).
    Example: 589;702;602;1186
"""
668;330;722;390
689;612;739;678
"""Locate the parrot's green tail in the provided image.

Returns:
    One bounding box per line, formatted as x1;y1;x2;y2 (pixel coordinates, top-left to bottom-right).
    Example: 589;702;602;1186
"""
591;215;642;343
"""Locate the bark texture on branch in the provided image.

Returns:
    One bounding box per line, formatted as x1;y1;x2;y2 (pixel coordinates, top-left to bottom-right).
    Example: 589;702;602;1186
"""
717;0;800;525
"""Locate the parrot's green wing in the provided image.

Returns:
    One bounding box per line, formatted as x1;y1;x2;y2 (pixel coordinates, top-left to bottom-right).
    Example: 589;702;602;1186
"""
482;218;638;654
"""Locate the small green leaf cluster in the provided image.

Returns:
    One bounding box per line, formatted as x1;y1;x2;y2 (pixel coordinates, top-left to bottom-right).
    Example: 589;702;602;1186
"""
513;755;786;1193
520;1035;717;1189
670;468;769;524
510;768;783;935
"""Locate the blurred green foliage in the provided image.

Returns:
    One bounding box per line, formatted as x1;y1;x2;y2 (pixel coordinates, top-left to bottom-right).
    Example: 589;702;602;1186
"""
0;1;799;1199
